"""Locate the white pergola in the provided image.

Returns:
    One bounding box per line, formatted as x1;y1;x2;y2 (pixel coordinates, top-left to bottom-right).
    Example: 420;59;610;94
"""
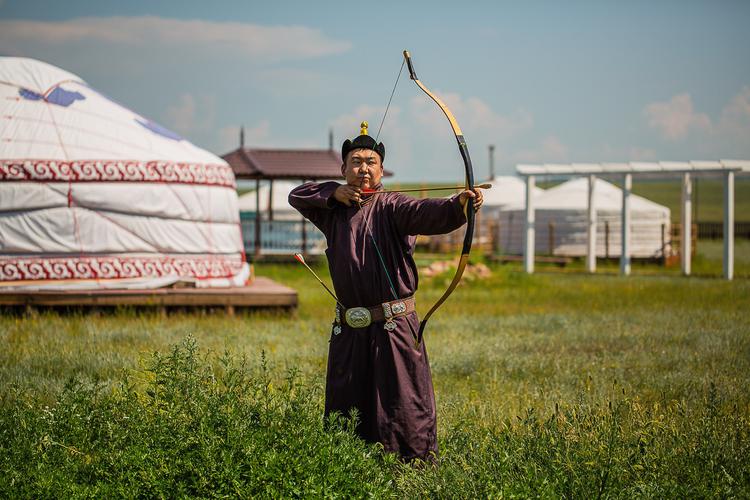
516;160;750;280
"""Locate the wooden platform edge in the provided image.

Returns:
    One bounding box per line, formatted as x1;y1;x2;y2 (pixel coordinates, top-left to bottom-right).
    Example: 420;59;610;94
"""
0;277;297;310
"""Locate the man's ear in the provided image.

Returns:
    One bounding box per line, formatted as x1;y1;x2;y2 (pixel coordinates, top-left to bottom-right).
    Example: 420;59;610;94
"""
341;163;346;176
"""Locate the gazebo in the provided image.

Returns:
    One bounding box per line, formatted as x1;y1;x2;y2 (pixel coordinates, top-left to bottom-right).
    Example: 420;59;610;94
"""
222;131;392;258
516;160;750;280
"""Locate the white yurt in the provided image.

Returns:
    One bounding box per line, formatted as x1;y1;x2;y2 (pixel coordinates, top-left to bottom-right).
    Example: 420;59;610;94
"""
483;175;544;214
497;177;671;258
237;181;299;220
0;57;249;290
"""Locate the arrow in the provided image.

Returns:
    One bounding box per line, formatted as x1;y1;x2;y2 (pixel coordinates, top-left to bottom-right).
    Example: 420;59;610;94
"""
294;253;344;308
363;182;491;195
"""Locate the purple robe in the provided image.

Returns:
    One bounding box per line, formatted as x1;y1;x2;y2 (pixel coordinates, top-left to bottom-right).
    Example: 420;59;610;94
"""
289;181;467;460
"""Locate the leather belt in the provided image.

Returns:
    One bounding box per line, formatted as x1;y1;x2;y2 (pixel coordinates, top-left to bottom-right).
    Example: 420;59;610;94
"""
334;296;416;332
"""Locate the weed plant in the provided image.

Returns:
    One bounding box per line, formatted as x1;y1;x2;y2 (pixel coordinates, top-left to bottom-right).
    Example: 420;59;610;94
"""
1;257;749;497
0;337;397;497
1;337;747;497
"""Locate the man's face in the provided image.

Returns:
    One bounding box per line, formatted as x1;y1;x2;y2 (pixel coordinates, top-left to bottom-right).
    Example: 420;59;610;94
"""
342;148;383;190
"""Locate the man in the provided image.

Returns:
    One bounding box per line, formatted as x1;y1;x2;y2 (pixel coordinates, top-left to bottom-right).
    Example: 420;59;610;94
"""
289;122;483;461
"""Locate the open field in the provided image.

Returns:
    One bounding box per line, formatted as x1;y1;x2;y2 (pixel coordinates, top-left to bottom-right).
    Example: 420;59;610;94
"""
1;251;749;497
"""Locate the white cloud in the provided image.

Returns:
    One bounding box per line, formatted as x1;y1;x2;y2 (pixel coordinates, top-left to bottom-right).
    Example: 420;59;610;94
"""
643;93;711;141
627;147;658;161
255;68;327;97
0;16;351;62
330;104;402;141
329;104;412;170
330;96;534;180
218;121;272;151
717;86;750;141
410;92;533;141
513;135;569;163
165;93;216;135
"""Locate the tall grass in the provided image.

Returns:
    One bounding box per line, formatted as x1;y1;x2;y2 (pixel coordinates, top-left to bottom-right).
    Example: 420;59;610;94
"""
1;258;749;497
1;336;747;497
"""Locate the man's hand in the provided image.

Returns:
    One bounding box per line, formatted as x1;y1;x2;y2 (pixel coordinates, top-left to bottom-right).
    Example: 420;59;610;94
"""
334;184;362;207
458;187;484;212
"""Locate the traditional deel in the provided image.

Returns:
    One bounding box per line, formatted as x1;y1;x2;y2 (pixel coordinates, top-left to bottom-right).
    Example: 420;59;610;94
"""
289;176;468;461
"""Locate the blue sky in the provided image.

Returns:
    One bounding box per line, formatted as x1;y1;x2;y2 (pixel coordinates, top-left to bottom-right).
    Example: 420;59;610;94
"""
2;0;749;181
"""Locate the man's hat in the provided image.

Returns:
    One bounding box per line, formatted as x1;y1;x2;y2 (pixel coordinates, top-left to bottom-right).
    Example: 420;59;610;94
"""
341;121;385;162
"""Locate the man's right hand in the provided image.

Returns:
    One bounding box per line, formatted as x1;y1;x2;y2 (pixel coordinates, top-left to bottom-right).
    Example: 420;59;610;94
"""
333;184;362;207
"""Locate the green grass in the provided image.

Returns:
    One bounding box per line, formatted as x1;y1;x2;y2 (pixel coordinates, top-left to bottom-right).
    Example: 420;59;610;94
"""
1;257;749;497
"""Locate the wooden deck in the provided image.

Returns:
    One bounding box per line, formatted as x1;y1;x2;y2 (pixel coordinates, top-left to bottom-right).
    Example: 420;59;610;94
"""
0;277;297;314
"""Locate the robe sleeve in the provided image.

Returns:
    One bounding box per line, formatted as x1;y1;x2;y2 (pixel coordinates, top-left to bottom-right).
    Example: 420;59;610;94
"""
288;181;341;234
387;193;467;236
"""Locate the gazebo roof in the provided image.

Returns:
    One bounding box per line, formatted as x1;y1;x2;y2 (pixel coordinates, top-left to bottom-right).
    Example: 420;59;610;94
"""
222;147;393;180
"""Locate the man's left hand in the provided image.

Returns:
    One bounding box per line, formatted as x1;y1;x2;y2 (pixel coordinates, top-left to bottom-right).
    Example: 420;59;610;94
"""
458;187;484;212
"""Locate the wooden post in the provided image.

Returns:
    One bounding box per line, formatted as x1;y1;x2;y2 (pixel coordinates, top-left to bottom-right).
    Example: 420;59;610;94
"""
548;222;555;255
605;221;610;260
724;170;734;280
254;178;261;258
301;178;308;255
620;173;631;276
586;175;597;273
268;179;274;223
524;175;535;274
681;172;692;276
493;219;500;255
476;208;482;254
507;212;514;255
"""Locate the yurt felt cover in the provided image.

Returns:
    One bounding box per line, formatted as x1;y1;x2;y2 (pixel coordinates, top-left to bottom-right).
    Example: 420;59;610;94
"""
0;57;248;290
497;178;671;258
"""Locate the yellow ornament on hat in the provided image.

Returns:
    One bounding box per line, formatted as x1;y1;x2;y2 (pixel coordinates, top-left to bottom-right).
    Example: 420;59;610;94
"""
360;121;368;136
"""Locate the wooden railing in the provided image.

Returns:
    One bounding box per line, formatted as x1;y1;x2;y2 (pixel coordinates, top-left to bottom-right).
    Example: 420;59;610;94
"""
696;221;750;239
240;216;326;257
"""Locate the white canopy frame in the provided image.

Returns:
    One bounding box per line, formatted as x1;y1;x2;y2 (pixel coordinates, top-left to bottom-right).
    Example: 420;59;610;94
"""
516;160;750;280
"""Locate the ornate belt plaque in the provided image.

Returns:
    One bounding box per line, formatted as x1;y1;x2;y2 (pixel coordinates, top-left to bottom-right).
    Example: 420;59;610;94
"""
345;307;372;328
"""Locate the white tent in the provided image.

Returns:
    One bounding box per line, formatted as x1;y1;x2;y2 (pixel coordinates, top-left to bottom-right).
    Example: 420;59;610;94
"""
237;181;299;220
483;175;544;214
0;57;249;290
497;177;671;257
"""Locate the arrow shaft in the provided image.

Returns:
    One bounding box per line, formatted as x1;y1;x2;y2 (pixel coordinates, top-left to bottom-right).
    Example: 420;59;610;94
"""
366;183;490;195
294;254;343;308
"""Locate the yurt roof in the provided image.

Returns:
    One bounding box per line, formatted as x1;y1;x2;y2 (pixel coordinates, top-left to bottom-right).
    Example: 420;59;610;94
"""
483;175;544;207
538;177;669;213
0;56;224;165
502;177;669;215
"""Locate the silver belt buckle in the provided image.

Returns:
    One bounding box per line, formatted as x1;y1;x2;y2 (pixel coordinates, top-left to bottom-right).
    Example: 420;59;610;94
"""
383;302;397;331
345;307;372;328
391;301;407;315
333;306;342;335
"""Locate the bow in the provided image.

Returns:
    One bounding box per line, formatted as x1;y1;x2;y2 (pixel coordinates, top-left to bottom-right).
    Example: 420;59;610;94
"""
402;50;476;345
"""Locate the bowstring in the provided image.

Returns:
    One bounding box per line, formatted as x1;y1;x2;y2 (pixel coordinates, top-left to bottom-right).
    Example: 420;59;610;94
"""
357;57;406;301
373;58;405;144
